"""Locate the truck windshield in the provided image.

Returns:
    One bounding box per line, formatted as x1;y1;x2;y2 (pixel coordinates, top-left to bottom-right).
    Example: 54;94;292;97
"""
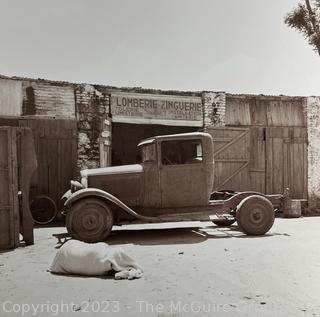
141;144;156;162
161;139;203;165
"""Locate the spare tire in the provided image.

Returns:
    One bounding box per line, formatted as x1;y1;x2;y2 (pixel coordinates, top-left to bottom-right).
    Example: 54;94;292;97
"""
30;195;57;224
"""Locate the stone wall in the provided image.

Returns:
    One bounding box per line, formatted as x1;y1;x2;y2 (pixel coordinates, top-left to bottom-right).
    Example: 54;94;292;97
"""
306;97;320;210
201;92;226;128
75;84;110;170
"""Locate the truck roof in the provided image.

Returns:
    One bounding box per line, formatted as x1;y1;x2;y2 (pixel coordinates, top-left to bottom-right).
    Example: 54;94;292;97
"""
137;132;211;147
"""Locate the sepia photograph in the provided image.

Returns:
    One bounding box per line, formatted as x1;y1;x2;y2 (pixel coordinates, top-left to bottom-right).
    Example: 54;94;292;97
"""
0;0;320;316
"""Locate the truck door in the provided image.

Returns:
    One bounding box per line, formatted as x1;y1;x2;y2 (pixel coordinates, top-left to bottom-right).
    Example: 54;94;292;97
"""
159;139;207;208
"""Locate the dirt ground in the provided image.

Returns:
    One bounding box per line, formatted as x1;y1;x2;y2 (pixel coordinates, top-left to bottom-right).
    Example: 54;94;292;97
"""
1;217;320;317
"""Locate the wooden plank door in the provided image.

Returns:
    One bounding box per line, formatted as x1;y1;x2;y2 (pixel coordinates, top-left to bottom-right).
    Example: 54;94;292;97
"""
205;127;250;191
266;127;307;198
19;119;78;209
0;128;19;249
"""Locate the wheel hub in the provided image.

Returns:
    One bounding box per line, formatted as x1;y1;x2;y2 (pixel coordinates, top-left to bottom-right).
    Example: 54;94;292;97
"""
73;208;106;238
250;208;264;224
82;214;98;230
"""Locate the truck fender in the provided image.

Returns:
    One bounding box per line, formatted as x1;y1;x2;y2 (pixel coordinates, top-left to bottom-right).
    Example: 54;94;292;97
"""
225;191;281;213
228;191;268;207
64;188;157;222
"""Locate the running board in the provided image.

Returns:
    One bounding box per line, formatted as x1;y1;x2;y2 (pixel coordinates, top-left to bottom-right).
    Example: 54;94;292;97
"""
117;212;234;225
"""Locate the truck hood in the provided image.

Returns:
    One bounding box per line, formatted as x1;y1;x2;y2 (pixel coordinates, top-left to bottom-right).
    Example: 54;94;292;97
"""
80;164;143;178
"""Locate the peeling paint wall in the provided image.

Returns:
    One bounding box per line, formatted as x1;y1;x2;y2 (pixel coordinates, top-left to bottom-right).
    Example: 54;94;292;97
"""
202;92;226;128
75;84;110;170
0;79;22;116
306;97;320;210
22;81;75;118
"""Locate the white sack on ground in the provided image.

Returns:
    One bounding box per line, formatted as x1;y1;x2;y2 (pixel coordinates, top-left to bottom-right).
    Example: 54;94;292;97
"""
49;239;142;280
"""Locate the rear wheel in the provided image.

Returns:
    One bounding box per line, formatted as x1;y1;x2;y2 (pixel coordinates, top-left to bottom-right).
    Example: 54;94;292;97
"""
66;198;113;242
236;195;275;235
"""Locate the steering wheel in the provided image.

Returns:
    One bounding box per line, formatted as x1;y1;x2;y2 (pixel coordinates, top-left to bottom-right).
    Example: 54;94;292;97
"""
162;156;173;165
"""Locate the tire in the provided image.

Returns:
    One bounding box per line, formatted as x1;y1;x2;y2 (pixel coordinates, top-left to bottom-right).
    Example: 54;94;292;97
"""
30;195;57;224
212;218;236;226
236;195;275;235
66;198;113;243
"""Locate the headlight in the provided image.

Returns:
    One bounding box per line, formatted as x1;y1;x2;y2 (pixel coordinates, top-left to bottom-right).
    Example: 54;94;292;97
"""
70;180;84;193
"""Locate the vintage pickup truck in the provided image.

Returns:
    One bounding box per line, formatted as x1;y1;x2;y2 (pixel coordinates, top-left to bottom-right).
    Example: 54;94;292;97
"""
62;132;283;242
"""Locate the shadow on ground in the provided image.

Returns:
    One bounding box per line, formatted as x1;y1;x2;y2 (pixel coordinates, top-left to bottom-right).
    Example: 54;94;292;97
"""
49;224;290;248
107;225;290;245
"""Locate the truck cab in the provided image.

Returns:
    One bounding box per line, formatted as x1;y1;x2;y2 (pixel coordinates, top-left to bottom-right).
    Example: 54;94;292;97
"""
75;132;214;211
139;132;214;208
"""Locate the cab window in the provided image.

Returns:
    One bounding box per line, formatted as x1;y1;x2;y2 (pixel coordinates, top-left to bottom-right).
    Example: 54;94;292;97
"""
161;139;203;165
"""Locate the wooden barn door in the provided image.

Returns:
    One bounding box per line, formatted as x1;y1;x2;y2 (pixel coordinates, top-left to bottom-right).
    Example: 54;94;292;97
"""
206;127;251;191
19;119;78;209
266;127;307;199
0;128;19;249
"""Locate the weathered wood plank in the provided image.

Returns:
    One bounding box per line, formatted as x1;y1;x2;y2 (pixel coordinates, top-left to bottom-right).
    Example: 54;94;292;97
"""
18;128;37;245
206;127;250;192
18;119;77;210
265;127;307;198
0;128;19;249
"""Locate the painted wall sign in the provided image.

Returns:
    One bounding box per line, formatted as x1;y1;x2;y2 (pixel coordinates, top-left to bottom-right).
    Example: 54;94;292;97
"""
110;92;203;126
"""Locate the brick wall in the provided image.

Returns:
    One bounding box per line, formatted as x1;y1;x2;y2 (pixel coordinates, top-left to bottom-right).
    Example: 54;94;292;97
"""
201;92;226;128
75;84;110;170
22;81;75;118
306;97;320;210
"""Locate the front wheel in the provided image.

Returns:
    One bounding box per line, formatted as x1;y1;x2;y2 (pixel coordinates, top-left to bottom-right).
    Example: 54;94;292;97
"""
66;198;113;242
236;195;275;235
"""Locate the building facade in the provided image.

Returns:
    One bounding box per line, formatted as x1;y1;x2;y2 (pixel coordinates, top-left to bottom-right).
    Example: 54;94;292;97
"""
0;75;319;211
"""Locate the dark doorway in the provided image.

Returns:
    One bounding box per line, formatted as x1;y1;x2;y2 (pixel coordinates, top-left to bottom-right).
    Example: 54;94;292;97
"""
111;123;198;165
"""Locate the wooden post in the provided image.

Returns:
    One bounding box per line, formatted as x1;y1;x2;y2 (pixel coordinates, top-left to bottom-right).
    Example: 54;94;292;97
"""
283;187;292;217
17;128;38;245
